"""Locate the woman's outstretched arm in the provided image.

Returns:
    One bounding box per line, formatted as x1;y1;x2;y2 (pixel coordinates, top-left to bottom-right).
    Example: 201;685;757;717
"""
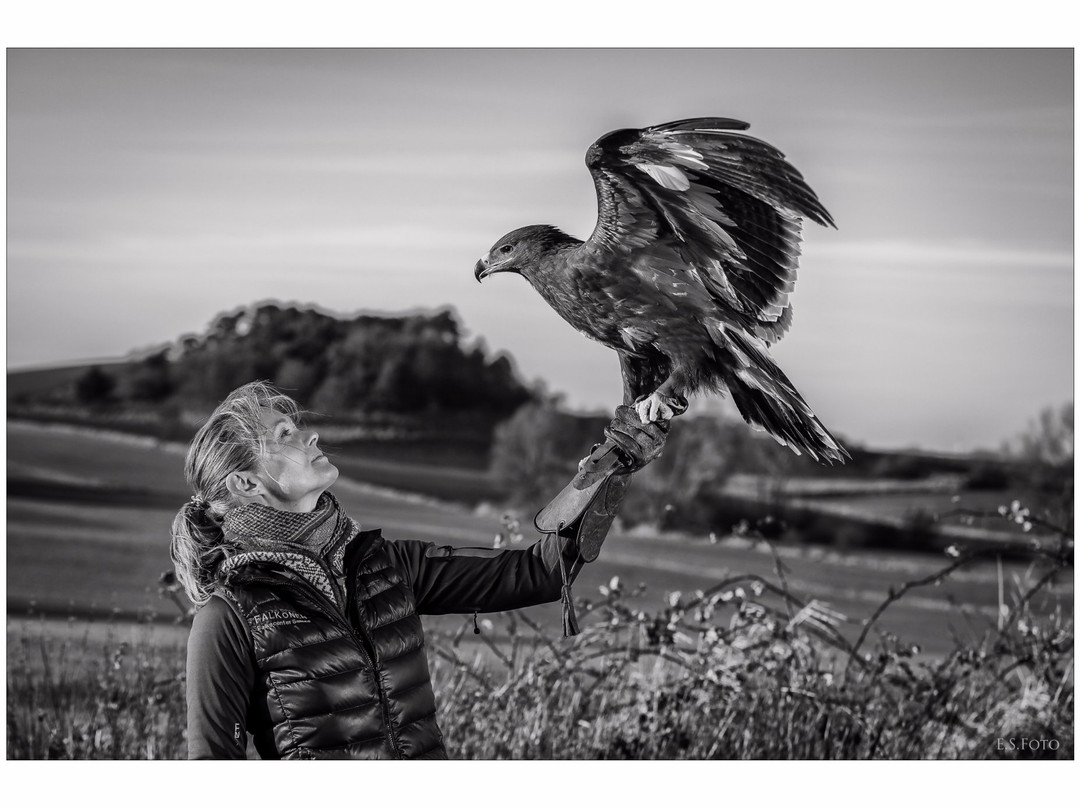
389;406;667;616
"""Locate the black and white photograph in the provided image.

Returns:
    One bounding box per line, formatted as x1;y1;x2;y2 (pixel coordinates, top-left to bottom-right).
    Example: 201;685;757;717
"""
3;28;1075;784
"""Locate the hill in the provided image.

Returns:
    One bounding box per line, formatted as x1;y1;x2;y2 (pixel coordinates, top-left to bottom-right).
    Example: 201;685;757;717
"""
7;303;538;457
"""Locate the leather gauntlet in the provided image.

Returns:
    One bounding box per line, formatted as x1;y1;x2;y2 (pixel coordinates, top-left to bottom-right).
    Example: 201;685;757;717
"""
534;406;668;561
533;407;667;637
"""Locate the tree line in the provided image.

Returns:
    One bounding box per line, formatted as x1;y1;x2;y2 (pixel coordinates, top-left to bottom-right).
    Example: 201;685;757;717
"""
66;304;536;421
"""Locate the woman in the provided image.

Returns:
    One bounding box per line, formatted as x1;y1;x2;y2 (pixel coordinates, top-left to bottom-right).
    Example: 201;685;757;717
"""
171;381;667;759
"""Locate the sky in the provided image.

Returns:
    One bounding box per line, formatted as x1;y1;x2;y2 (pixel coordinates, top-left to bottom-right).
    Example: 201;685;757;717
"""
4;47;1074;453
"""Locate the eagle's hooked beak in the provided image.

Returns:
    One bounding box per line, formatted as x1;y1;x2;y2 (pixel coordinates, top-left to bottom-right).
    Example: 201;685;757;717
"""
476;253;516;282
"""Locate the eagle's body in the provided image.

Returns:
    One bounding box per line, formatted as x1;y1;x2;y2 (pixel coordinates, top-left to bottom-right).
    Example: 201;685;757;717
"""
475;118;847;464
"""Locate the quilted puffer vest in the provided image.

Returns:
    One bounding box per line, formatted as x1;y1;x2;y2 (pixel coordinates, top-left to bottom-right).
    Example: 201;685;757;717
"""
219;529;446;759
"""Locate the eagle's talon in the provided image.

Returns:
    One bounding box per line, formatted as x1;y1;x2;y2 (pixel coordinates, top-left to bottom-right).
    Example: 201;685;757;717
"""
634;392;684;423
633;397;658;424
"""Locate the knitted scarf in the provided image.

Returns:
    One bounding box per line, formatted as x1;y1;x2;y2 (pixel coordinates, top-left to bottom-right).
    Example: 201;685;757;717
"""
218;491;359;607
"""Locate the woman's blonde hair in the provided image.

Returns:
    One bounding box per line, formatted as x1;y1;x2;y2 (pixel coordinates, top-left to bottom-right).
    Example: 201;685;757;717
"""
169;381;303;607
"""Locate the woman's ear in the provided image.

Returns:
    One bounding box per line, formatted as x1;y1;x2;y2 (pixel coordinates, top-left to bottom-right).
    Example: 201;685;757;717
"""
226;469;265;502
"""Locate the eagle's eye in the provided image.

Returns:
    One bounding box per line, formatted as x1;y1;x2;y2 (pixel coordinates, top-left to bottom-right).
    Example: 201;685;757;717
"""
499;244;514;255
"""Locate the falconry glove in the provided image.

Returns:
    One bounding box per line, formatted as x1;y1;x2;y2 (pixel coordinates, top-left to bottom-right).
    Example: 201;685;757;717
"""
534;406;668;637
535;405;668;561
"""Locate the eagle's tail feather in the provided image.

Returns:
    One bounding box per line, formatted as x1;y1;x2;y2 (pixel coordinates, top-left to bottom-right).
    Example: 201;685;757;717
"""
715;329;848;464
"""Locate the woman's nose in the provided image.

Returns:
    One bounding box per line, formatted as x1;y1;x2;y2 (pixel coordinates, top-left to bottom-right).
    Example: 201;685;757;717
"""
306;430;319;446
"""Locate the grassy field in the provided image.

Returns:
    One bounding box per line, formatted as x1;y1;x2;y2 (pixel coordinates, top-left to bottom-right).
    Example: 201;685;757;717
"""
6;420;1074;759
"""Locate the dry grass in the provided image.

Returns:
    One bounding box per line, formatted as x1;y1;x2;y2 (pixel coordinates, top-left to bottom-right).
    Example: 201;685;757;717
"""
6;619;187;759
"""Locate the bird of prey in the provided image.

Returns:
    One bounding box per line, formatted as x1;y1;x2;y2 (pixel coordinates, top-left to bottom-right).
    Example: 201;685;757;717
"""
475;117;847;463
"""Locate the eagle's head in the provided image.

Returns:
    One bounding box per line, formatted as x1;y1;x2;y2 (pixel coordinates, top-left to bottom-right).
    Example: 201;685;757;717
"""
475;225;575;282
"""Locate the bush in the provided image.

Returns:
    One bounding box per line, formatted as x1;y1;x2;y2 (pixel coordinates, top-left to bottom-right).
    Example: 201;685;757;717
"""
74;366;116;406
126;351;174;402
965;463;1012;491
430;532;1073;759
488;400;607;507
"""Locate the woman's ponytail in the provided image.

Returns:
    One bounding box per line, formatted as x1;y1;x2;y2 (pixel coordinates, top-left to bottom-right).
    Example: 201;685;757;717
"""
170;499;235;607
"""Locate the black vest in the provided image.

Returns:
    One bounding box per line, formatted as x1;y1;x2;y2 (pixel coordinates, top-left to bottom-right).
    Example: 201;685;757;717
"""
219;530;447;759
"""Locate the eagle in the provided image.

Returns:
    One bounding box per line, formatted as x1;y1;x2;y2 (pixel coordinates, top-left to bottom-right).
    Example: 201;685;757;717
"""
475;117;847;464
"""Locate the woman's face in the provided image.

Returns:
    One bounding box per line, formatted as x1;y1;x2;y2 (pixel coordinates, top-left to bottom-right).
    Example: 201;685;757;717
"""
253;408;339;512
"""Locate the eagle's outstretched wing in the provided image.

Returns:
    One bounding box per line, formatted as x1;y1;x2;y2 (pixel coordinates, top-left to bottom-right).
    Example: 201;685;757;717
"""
584;118;835;342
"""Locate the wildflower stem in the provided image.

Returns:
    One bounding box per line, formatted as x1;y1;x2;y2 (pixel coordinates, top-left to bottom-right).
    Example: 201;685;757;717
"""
765;540;796;622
